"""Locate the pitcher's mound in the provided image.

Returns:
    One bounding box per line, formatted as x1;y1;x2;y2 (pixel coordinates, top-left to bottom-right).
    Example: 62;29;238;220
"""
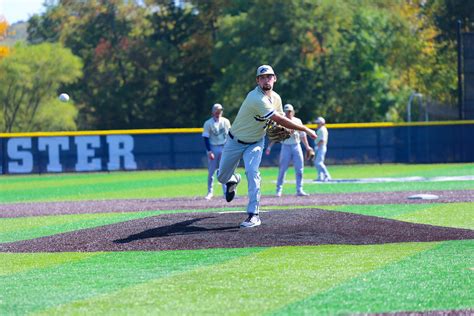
1;209;473;253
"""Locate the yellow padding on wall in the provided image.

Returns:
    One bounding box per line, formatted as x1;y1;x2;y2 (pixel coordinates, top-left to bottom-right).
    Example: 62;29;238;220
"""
1;121;474;138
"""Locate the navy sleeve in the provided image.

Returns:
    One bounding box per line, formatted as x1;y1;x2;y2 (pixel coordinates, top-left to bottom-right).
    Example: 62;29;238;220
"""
203;137;211;151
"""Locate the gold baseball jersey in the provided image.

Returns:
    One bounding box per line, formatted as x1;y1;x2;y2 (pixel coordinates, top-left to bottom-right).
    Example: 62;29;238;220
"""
282;117;305;145
202;117;231;145
230;86;283;143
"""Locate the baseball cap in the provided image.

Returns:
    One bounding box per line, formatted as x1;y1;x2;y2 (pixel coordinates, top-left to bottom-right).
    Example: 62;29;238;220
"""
212;103;223;113
315;117;326;124
283;104;294;112
256;65;275;77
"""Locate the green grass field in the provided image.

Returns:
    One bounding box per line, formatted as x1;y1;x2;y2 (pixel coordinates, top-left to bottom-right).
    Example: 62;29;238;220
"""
1;163;473;203
0;163;473;315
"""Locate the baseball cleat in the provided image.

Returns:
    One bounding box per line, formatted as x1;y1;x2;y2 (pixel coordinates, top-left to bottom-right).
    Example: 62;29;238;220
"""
204;192;213;200
297;191;309;196
225;174;241;202
240;214;261;228
276;190;282;197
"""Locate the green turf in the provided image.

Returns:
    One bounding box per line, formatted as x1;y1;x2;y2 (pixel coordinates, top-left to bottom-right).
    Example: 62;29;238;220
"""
0;248;264;315
2;241;471;315
316;203;474;229
25;242;455;315
0;163;472;314
318;163;474;178
394;203;474;230
0;252;98;277
272;240;474;315
1;163;473;203
269;180;474;196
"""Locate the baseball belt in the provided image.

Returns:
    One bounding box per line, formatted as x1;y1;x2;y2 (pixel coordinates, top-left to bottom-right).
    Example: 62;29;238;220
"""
228;132;258;145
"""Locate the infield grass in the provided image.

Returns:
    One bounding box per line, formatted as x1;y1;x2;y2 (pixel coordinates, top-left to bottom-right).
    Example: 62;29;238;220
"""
1;163;473;203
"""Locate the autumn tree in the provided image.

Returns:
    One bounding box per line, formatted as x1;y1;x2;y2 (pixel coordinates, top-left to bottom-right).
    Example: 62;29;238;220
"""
26;0;466;127
0;43;82;132
0;15;9;58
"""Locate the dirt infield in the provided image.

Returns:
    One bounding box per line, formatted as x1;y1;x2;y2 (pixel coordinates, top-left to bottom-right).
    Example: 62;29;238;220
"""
1;208;473;253
1;190;473;218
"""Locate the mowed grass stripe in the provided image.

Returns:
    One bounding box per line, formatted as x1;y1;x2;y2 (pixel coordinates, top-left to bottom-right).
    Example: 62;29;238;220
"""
310;203;431;218
0;207;242;243
260;163;474;179
2;164;473;190
0;177;200;196
0;248;263;315
317;203;474;229
70;182;221;200
2;179;472;203
0;177;207;203
1;169;205;190
394;203;474;230
346;163;474;178
0;169;210;203
293;181;474;195
1;164;474;203
0;252;99;276
272;240;474;315
35;243;438;315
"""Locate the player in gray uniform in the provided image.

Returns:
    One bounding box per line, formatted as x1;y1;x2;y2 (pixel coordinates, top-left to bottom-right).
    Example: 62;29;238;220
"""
202;103;231;200
265;104;312;197
314;116;332;181
217;65;317;228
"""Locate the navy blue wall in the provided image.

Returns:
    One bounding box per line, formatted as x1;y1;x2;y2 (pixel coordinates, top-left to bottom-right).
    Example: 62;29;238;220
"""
265;124;474;165
1;123;473;174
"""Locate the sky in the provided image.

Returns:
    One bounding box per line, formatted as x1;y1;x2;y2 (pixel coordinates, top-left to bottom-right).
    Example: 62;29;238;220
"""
0;0;46;24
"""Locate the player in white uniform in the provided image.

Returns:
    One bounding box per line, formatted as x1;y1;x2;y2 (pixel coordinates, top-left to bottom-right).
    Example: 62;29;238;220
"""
314;117;332;181
265;104;312;197
217;65;317;228
202;103;231;200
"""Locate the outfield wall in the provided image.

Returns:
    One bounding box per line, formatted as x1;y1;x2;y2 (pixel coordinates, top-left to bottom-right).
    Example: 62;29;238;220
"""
1;121;473;174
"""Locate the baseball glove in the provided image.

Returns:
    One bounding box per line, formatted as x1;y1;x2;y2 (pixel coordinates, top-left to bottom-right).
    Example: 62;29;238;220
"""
265;121;292;142
305;148;315;161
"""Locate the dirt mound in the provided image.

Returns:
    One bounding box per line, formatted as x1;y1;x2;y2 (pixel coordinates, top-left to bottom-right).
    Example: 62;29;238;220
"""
1;209;473;253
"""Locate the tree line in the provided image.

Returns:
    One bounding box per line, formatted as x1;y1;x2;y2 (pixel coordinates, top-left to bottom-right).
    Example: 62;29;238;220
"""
1;0;473;132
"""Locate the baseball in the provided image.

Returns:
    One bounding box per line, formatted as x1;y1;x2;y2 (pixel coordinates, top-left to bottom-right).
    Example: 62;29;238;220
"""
59;93;70;102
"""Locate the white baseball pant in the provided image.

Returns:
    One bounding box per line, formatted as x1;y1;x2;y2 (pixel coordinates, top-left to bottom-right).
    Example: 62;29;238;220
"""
315;144;331;180
276;143;304;193
217;136;264;215
207;144;225;195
